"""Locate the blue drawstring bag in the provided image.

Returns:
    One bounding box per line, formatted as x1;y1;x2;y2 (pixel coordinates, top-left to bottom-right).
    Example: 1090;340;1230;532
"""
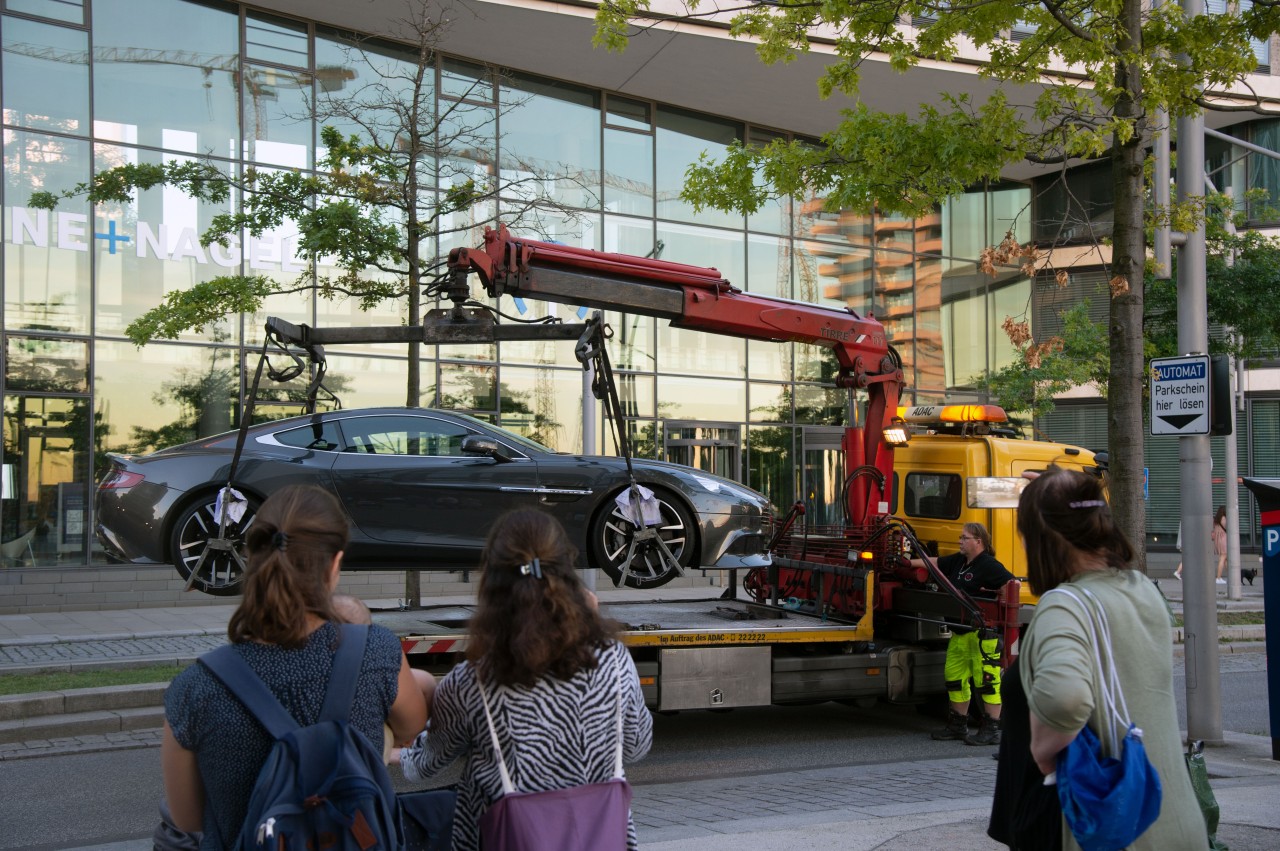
1057;722;1162;851
1046;586;1164;851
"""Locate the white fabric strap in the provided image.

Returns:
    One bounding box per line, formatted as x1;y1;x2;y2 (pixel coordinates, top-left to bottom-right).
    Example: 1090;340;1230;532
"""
1047;585;1137;753
476;651;628;795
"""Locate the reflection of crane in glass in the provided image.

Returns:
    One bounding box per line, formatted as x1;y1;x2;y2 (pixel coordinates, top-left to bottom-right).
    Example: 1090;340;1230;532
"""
2;42;353;130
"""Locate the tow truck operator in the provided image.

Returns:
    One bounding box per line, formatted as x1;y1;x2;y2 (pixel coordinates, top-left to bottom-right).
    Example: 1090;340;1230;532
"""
909;522;1014;746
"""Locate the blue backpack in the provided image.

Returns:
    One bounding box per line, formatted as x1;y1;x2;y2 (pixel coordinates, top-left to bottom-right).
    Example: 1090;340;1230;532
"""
200;623;404;851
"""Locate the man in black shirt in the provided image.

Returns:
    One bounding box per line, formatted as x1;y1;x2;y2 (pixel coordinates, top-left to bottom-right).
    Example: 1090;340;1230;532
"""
911;522;1014;745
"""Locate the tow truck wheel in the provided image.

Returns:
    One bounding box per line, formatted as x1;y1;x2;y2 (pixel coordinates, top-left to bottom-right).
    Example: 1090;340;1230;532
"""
170;492;260;596
590;487;696;589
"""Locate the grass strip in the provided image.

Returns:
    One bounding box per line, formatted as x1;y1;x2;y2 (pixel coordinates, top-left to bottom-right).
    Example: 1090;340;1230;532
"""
0;663;186;696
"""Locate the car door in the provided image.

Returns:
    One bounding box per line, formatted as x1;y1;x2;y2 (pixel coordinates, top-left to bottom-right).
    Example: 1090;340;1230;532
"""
328;412;540;564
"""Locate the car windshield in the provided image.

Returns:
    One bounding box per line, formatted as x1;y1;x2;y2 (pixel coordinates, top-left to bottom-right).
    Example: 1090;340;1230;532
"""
452;411;557;454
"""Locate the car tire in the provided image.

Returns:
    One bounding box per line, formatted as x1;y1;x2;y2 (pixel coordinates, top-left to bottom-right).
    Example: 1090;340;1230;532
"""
590;486;697;589
169;490;260;596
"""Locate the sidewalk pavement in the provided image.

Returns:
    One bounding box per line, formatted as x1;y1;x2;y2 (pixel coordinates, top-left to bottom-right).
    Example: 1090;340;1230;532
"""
3;555;1275;850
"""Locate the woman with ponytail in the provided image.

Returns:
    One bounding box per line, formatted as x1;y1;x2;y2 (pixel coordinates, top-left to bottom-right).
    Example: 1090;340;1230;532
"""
161;485;426;846
396;508;653;850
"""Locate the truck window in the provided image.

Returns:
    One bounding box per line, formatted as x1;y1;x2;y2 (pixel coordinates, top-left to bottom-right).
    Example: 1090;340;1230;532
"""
904;473;962;519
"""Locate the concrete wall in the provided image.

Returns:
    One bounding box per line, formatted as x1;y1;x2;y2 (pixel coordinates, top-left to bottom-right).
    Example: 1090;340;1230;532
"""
0;565;728;614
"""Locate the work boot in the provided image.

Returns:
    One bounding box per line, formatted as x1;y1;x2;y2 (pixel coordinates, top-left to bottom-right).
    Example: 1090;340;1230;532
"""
966;714;1002;746
930;709;969;741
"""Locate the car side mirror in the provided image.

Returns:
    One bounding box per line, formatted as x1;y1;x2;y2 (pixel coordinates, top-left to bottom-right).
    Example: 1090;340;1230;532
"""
461;434;513;463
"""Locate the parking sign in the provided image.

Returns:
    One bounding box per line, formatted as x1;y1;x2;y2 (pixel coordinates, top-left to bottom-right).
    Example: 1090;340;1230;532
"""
1150;355;1211;436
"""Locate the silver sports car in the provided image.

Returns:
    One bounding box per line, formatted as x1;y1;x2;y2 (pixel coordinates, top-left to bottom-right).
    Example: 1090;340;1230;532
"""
95;407;773;595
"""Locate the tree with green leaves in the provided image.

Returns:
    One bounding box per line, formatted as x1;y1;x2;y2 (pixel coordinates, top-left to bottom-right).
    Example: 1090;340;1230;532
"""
594;0;1280;555
31;8;591;408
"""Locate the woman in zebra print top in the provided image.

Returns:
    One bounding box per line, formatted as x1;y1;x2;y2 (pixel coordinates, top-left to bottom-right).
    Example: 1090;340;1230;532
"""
396;509;653;850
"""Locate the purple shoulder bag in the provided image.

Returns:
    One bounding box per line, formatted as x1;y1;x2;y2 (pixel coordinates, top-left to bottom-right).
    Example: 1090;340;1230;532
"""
476;664;632;851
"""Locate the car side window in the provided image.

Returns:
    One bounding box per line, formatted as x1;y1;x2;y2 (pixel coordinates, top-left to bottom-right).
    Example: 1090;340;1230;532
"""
274;421;344;452
904;472;962;519
337;415;473;457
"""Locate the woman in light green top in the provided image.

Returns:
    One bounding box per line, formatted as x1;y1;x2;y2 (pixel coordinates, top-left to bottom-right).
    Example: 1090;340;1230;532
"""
1017;467;1208;850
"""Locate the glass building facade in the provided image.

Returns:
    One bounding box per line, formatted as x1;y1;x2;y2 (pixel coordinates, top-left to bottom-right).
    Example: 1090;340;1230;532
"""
0;0;1033;569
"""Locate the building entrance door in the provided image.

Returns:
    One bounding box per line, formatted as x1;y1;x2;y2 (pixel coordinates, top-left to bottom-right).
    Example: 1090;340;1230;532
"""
1;396;92;566
662;422;741;481
801;427;845;527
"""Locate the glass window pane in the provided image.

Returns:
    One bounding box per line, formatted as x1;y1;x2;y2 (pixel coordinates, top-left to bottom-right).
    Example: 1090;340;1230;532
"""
2;395;91;566
655;106;742;228
614;372;654;418
5;335;88;392
747;424;795;509
747;233;789;298
748;341;791;382
989;184;1031;246
941;267;986;389
500;75;600;210
92;0;238;155
749;382;791;423
317;354;416;410
603;214;655;256
795;240;874;314
245;13;309;68
746;127;787;236
604;128;653;217
797;196;872;247
4;130;92;333
95;342;237;454
437;362;495;411
2;15;88;133
654;221;744;286
92;144;238;342
913;254;945;394
315;31;425;155
498;365;584;452
793;383;847;425
5;0;84;24
657;325;745;378
441;57;493;103
605;96;649;131
244;65;313;168
606;311;655;372
654;375;745;422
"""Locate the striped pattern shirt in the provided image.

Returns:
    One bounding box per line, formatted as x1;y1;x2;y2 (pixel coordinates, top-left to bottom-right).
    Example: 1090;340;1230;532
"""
400;640;653;850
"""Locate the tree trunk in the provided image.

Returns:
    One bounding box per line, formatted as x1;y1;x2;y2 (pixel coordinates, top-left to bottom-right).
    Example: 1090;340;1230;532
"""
1108;1;1148;563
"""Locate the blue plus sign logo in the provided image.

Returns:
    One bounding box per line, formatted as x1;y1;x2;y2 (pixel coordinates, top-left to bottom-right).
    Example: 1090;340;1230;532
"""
95;220;131;254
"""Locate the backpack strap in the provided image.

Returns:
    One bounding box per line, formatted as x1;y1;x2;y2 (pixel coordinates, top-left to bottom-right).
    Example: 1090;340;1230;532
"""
319;623;369;723
200;644;299;740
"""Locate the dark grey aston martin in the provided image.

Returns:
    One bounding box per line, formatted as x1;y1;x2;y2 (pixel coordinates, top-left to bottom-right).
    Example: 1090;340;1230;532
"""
95;407;773;595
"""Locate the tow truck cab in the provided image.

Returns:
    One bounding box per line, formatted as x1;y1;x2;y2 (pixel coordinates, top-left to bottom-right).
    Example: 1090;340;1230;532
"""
889;404;1104;609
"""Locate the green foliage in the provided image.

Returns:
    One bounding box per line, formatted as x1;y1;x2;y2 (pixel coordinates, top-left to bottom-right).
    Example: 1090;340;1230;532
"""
597;1;1276;217
984;301;1111;419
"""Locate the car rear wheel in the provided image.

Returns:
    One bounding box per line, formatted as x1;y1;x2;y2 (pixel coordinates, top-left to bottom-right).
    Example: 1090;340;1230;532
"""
590;487;696;589
169;492;259;596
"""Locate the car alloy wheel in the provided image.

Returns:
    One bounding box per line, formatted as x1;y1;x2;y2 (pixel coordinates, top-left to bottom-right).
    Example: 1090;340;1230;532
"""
591;487;696;589
169;492;259;596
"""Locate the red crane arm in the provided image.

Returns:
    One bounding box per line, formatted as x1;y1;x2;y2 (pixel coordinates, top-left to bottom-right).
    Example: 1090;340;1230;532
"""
449;225;904;518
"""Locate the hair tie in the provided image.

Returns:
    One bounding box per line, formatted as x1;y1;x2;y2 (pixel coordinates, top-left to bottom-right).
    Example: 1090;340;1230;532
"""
1068;500;1106;509
518;558;542;579
271;530;289;551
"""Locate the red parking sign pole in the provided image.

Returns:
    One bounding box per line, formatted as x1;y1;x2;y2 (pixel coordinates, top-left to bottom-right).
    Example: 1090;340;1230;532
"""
1241;478;1280;760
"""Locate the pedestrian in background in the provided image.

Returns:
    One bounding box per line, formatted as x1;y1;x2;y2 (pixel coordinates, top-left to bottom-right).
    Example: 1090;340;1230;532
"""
395;508;652;850
1017;467;1205;850
1212;504;1228;585
909;522;1014;745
